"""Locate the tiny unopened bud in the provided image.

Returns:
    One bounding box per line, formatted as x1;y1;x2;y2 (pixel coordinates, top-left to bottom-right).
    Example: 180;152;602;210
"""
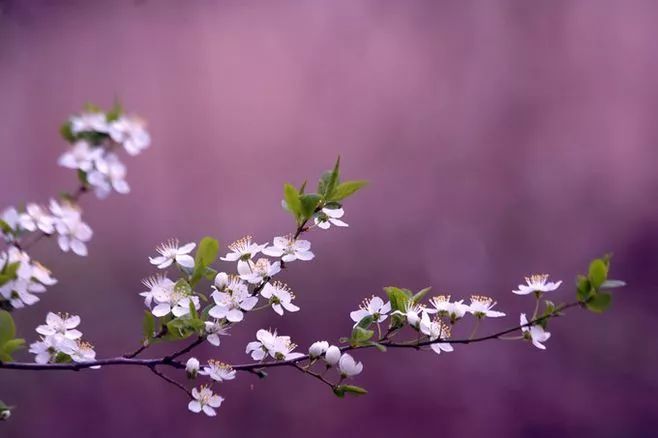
186;357;200;379
324;345;341;366
0;409;10;421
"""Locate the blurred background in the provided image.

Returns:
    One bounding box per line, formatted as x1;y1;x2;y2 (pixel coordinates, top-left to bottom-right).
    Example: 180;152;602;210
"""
1;0;657;437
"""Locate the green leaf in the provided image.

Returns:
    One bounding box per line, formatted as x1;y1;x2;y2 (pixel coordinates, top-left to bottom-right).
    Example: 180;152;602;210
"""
174;279;192;296
384;287;409;313
142;311;155;341
54;352;72;363
194;237;219;268
191;237;219;285
106;100;123;122
576;275;592;302
329;180;368;201
165;317;204;340
586;293;612;313
350;326;374;346
283;183;303;221
299;193;322;219
588;259;608;290
60;122;75;142
412;287;431;304
368;341;387;352
1;262;20;278
333;385;367;398
318;157;341;199
2;338;24;355
356;315;374;330
0;311;16;346
77;169;89;187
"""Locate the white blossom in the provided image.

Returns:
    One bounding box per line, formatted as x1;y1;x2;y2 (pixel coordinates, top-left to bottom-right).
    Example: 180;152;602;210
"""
186;357;200;378
324;345;341;366
29;335;76;364
513;274;562;296
338;353;363;377
204;320;230;347
87;153;130;199
57;140;104;172
237;258;281;284
467;295;506;318
426;295;468;323
314;207;348;230
36;312;82;340
108;116;151;156
140;274;175;308
262;235;314;262
149;239;196;269
260;281;300;316
70;340;97;364
393;302;426;328
70;112;110;134
350;296;390;325
0;248;56;308
246;329;303;361
0;207;20;241
188;386;224;417
199;360;236;382
150;281;200;318
220;236;267;269
50;199;93;256
19;203;55;234
209;275;257;322
419;312;454;355
308;341;329;358
520;313;551;350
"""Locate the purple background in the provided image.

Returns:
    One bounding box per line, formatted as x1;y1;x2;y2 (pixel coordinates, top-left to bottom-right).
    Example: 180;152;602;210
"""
1;1;657;436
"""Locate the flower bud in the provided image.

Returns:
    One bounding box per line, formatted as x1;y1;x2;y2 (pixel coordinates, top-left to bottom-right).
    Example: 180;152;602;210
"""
308;341;329;358
186;357;200;379
214;272;229;290
324;345;341;366
0;409;10;421
338;353;363;377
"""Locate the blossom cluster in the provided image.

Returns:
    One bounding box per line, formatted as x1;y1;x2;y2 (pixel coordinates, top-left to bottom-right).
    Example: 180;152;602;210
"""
59;109;150;199
28;312;97;365
0;247;56;309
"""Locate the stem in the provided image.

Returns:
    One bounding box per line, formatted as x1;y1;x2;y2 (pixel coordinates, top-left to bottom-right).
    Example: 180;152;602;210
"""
149;366;192;397
469;318;481;340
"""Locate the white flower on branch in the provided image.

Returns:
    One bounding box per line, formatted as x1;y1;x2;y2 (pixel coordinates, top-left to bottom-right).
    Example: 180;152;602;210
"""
0;248;56;308
29;335;76;364
186;357;200;378
57;140;104;172
324;345;341;366
393;301;426;328
426;295;468;323
237;258;281;284
313;207;348;230
188;386;224;417
513;274;562;296
209;275;257;322
520;313;551;350
338;353;363;377
204;320;230;347
1;207;20;241
262;235;314;262
149;239;196;269
36;312;82;340
350;295;390;325
308;341;329;358
87;153;130;199
419;312;454;355
220;236;268;268
19;203;55;234
140;274;175;308
150;282;199;318
467;295;506;319
199;360;236;382
70;340;97;364
70;112;110;135
246;329;303;361
259;281;300;316
50;199;93;256
108;116;151;156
